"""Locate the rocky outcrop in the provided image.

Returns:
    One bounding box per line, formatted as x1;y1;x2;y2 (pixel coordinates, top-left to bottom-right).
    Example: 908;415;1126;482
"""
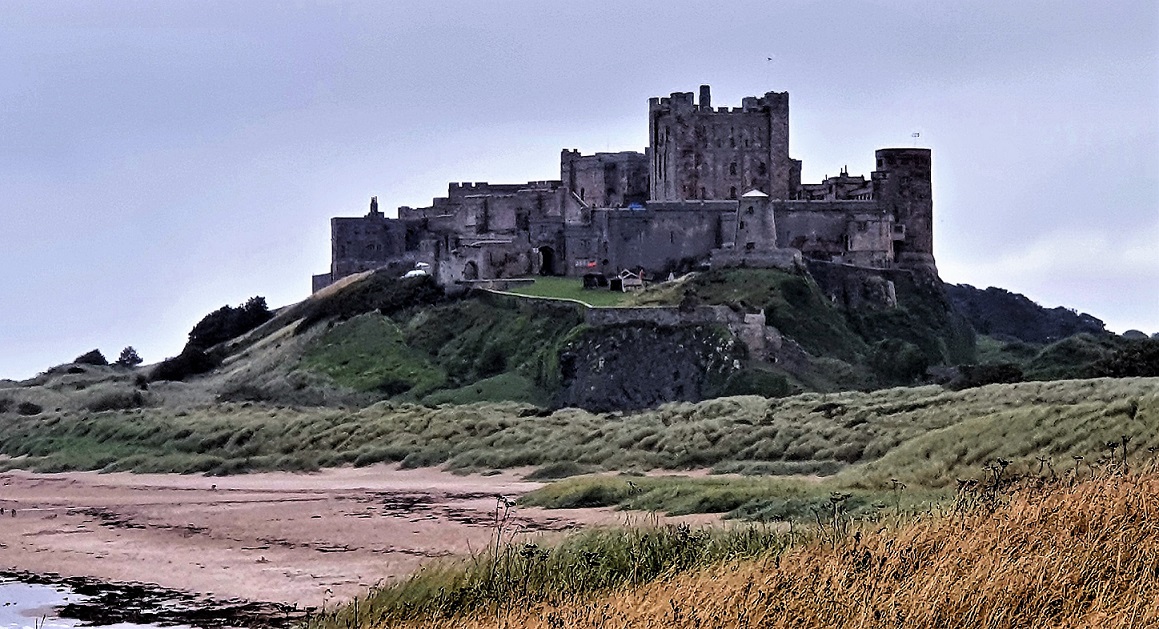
555;322;744;411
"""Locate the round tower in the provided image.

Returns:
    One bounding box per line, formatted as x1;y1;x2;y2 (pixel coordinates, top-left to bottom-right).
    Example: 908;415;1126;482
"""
873;148;935;273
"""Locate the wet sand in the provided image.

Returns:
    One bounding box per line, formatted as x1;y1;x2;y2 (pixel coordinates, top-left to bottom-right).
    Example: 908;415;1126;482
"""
0;466;716;608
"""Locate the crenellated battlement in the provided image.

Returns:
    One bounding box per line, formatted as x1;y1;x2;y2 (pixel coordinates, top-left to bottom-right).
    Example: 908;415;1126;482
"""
649;86;789;115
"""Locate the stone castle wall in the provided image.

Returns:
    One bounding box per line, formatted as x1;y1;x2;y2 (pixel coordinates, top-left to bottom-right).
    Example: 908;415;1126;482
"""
561;150;649;208
313;85;937;292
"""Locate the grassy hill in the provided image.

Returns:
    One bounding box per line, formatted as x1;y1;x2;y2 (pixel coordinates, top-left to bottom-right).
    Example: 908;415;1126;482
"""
275;267;980;409
15;267;1145;414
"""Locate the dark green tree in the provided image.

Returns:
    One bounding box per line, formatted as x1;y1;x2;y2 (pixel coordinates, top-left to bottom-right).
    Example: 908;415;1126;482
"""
115;346;143;368
187;296;273;350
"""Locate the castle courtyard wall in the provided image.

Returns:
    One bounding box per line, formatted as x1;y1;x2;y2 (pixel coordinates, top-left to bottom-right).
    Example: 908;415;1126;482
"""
595;202;735;274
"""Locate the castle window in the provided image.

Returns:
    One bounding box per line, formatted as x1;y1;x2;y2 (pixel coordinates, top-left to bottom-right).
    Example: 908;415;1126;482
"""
580;188;585;200
700;186;706;199
729;162;737;176
730;187;737;199
739;221;746;229
757;162;767;176
746;206;754;215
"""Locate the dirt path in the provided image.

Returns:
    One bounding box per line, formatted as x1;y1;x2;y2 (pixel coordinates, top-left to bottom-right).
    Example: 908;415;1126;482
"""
0;465;716;608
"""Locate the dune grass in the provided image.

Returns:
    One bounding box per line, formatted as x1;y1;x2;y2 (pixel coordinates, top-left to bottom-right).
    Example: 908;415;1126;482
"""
0;378;1154;488
518;474;946;522
302;517;790;628
305;468;1159;628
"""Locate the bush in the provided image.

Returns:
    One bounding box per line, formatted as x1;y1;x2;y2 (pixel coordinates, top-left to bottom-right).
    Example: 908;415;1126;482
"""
150;347;220;382
718;368;794;398
16;401;42;416
188;296;273;351
74;349;108;366
476;343;508;378
870;339;929;385
1089;339;1159;377
84;388;149;412
948;363;1024;390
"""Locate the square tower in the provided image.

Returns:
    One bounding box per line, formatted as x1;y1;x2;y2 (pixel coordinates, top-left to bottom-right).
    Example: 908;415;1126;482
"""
648;86;794;202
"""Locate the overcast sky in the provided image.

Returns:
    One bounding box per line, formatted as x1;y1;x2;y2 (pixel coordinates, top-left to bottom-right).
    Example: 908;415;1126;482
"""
2;1;1156;379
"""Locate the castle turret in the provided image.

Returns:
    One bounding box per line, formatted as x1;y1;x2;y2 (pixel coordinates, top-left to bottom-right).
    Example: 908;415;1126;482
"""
736;190;777;249
872;148;935;272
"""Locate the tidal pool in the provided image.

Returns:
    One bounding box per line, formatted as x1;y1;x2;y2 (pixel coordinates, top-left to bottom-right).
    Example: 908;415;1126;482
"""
0;574;305;629
0;578;187;629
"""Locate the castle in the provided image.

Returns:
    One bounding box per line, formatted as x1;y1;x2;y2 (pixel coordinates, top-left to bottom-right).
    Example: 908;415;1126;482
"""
312;85;935;291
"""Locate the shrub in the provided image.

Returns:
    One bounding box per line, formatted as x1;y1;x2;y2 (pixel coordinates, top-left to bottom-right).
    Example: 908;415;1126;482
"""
84;387;149;412
1089;338;1159;377
948;363;1024;390
869;339;929;385
74;349;108;366
188;296;273;351
16;401;42;416
718;368;794;398
476;343;508;378
150;347;220;382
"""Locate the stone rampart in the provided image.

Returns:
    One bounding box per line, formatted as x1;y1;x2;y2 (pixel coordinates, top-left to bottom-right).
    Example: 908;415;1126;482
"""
584;305;745;327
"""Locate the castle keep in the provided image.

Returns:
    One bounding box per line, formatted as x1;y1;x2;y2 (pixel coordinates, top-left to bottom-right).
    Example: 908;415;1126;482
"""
312;86;935;291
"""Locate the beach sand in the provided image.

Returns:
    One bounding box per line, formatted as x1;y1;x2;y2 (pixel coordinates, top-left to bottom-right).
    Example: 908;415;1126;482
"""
0;466;716;608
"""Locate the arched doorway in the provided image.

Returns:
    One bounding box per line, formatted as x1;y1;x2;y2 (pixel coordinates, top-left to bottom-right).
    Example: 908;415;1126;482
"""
538;246;556;276
463;261;479;281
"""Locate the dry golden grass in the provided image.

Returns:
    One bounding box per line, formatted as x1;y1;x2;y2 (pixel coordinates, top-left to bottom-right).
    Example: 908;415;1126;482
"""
432;472;1159;629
